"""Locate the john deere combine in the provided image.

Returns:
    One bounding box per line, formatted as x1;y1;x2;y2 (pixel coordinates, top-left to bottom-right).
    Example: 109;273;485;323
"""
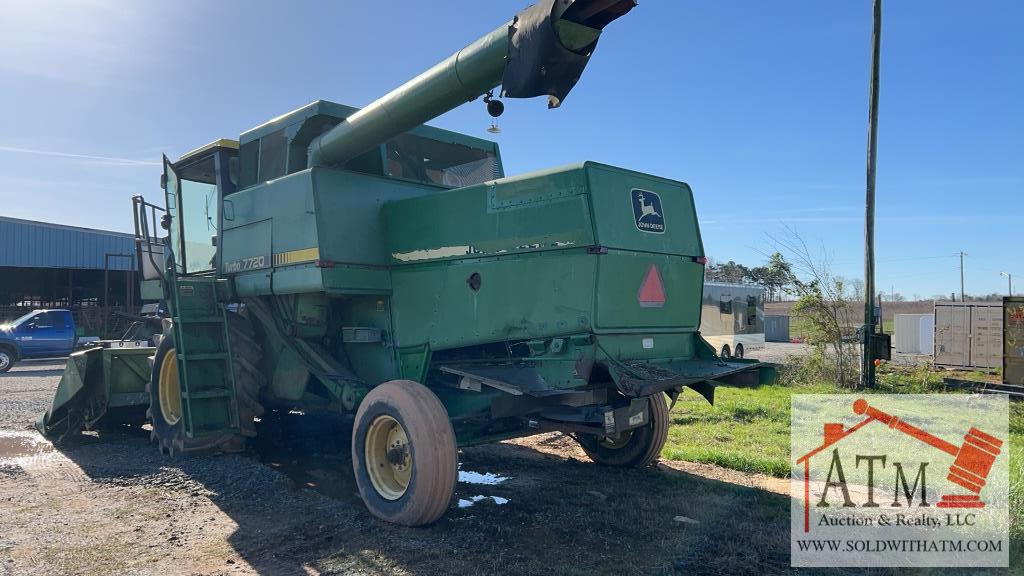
39;0;773;525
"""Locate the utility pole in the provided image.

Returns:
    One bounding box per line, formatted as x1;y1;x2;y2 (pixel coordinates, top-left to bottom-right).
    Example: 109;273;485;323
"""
1001;272;1013;296
861;0;883;389
958;251;967;301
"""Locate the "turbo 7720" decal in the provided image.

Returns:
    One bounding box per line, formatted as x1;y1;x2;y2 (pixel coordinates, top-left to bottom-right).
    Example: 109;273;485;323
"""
223;255;269;273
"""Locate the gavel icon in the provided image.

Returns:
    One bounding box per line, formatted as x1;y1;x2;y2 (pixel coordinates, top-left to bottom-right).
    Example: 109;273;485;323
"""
853;399;1003;507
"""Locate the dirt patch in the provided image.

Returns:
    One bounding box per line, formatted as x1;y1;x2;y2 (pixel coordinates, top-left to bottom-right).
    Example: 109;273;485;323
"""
0;421;795;576
1;364;804;575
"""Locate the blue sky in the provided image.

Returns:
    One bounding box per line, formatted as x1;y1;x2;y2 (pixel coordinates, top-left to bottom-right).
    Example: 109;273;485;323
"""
0;1;1020;298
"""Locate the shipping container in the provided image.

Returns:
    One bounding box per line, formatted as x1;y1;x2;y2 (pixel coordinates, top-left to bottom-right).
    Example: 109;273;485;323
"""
934;301;1002;369
764;314;790;343
1004;296;1024;386
700;282;765;358
894;314;934;355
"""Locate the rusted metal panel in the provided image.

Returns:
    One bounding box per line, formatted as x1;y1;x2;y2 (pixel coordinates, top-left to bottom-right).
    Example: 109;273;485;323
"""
1004;297;1024;386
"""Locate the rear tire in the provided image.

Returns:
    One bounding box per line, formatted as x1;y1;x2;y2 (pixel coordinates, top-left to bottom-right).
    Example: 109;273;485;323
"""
735;343;745;359
575;393;669;468
146;311;266;455
0;347;14;373
720;344;731;359
352;380;457;526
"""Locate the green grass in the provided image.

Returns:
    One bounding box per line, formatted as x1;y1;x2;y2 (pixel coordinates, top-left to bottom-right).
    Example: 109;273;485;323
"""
664;381;841;476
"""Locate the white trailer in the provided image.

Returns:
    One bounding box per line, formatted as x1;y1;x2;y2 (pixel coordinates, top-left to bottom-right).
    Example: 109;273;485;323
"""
699;282;765;359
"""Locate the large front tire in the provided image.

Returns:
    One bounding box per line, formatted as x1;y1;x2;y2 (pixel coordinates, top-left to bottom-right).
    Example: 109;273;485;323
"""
575;393;669;468
352;380;457;526
146;312;265;455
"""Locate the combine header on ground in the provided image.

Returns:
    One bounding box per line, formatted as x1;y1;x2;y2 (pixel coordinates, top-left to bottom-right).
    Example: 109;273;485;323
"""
40;0;774;525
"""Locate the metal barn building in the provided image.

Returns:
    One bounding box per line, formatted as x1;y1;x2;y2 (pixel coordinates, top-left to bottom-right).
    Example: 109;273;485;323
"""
0;216;139;334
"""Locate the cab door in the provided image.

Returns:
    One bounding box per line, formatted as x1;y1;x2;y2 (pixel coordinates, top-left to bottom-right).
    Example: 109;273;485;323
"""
161;153;243;439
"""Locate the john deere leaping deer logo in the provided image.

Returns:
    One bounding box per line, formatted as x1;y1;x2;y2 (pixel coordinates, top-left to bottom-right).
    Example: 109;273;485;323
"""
631;188;665;233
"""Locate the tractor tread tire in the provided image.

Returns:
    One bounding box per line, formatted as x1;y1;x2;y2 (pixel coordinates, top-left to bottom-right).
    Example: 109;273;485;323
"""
147;311;265;455
575;393;669;468
352;380;457;526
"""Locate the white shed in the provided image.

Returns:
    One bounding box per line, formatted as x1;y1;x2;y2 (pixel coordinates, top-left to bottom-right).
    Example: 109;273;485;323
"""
894;314;934;355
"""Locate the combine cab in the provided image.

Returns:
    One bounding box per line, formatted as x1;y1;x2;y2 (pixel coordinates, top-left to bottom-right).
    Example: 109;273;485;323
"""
39;0;774;526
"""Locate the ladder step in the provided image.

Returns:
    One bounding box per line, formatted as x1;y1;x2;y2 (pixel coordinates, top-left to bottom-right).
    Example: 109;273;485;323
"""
178;353;228;361
178;316;224;324
183;390;233;400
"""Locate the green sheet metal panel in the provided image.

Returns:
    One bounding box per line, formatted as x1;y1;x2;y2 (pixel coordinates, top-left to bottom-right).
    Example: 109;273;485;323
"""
593;251;703;331
385;162;706;351
593;333;696;362
221;171;320;297
586;162;703;257
102;347;153;408
390;250;597;350
313;168;440;267
384;165;595;263
340;295;399;385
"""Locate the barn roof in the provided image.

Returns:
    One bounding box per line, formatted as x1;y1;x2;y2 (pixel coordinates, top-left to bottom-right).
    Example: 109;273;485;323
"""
0;216;136;271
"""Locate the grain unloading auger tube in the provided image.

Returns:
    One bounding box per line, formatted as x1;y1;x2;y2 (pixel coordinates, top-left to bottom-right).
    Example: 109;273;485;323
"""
307;0;637;167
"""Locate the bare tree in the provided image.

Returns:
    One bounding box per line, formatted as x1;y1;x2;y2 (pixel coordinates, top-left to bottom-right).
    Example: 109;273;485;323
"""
850;278;865;301
769;227;860;387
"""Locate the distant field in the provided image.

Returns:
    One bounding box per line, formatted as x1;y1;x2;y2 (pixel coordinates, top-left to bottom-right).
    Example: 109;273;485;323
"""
766;299;936;340
765;299;936;323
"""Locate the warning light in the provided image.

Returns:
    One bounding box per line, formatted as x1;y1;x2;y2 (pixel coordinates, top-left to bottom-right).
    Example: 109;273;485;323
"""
637;264;666;308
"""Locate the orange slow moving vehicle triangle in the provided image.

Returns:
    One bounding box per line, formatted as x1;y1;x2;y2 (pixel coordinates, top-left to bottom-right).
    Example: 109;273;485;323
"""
637;264;666;308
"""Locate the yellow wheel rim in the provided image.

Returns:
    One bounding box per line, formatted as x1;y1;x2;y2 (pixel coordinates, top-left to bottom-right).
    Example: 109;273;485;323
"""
158;349;183;426
365;415;411;500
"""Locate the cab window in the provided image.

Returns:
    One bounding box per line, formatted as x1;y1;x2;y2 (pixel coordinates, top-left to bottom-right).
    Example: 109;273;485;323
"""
386;134;498;188
176;154;220;274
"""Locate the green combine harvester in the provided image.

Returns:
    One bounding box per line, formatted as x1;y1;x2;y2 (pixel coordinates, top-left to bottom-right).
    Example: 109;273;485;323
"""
39;0;773;525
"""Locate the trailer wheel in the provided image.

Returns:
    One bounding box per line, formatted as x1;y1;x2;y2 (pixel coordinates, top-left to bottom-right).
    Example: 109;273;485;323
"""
352;380;457;526
146;312;266;455
735;343;745;359
0;346;14;373
575;393;669;468
720;344;731;359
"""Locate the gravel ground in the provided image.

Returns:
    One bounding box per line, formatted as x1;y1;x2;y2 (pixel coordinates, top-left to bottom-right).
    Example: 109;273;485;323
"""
0;360;66;430
753;341;931;368
753;342;812;364
0;357;800;576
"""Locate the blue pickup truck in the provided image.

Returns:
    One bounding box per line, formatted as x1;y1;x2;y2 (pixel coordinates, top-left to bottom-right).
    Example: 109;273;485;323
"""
0;309;77;373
